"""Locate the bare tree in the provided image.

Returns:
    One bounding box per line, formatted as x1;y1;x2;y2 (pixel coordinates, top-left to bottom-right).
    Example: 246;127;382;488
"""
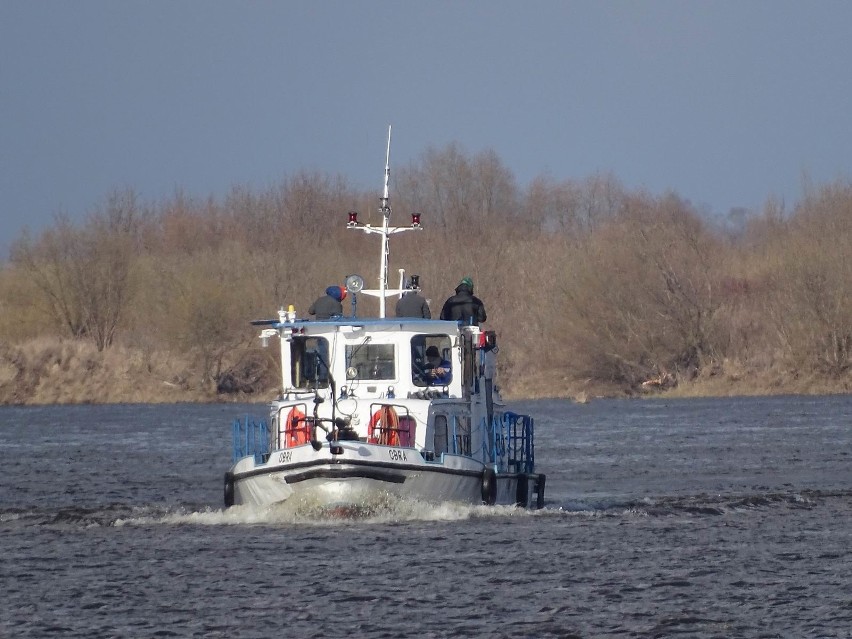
11;218;87;339
10;189;143;351
765;181;852;375
554;193;725;387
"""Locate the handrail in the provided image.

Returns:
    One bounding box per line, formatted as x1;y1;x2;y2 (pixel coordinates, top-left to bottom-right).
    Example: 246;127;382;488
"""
276;403;310;448
450;414;472;456
478;412;536;473
232;415;269;463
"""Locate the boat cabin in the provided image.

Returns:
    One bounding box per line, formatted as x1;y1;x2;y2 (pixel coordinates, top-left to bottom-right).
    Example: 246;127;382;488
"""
256;311;502;461
280;317;466;401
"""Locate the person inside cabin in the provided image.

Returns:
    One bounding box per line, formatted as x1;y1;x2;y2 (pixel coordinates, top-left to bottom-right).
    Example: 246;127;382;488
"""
309;285;346;320
439;277;486;326
424;345;452;385
395;275;431;319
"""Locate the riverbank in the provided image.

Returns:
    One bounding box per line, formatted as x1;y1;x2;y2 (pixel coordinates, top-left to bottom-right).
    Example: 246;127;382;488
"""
1;337;849;406
513;359;852;403
0;338;221;405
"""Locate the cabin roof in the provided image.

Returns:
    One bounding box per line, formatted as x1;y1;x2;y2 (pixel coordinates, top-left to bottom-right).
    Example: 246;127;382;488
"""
253;316;464;333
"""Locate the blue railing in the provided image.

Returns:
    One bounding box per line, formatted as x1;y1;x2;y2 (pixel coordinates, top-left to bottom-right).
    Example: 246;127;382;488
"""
493;412;535;473
232;415;269;463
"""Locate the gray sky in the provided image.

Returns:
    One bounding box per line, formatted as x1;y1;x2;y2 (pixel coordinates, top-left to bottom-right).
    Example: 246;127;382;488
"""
2;1;851;256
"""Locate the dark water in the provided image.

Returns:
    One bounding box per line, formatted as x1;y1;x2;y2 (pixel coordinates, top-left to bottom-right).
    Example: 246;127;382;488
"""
1;396;851;638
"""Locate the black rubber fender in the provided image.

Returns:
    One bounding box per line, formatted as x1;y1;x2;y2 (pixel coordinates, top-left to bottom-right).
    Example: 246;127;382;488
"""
515;473;529;507
481;468;497;505
535;474;546;509
224;471;235;508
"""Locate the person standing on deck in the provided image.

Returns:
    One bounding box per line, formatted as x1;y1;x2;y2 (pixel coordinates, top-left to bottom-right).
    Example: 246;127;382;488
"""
395;276;431;319
440;277;486;326
309;285;346;319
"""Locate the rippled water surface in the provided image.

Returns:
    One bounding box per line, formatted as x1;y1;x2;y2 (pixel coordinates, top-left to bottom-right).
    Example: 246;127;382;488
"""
2;396;851;638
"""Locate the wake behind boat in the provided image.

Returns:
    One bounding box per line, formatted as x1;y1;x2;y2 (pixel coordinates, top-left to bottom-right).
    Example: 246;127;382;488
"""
224;127;545;511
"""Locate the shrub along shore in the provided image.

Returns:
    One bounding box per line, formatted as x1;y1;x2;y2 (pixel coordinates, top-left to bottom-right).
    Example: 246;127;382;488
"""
2;145;851;405
0;336;848;406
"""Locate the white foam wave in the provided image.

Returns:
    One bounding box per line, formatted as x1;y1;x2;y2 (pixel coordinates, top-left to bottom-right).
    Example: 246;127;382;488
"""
112;499;535;527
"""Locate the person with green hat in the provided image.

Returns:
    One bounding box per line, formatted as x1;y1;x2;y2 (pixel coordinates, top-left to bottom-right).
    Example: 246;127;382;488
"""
440;276;487;326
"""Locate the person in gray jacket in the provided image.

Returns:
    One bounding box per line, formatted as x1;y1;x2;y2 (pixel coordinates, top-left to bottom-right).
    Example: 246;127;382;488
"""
309;285;346;320
395;276;431;319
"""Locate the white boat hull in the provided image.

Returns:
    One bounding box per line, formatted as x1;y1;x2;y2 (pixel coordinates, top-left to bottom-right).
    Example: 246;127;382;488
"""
226;440;544;510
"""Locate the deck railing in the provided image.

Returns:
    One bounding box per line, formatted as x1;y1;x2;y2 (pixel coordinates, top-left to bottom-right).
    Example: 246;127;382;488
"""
486;412;535;473
232;415;269;463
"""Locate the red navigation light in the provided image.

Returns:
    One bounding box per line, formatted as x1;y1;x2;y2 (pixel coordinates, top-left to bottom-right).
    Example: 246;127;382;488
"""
347;211;359;227
411;213;421;227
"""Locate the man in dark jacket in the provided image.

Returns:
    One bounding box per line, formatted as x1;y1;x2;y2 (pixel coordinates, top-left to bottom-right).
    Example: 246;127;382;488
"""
395;277;431;319
309;285;346;319
440;277;486;326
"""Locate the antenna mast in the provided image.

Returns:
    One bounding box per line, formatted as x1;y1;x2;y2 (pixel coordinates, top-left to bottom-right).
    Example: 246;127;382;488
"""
346;126;422;318
377;125;392;317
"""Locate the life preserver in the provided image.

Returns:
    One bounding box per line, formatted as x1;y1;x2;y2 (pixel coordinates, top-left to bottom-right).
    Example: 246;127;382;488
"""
369;406;400;446
481;468;497;505
285;407;310;447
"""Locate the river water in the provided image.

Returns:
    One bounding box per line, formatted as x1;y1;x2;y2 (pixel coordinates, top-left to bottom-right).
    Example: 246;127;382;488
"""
1;395;850;638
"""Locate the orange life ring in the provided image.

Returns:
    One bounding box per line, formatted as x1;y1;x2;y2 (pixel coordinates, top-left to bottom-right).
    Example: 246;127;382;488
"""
369;406;400;446
285;406;310;447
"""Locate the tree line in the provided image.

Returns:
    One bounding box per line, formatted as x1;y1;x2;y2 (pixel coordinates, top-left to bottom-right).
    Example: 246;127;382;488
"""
1;144;850;400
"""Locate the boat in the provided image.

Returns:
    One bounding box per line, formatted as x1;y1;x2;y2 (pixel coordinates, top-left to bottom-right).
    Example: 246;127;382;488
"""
224;127;545;512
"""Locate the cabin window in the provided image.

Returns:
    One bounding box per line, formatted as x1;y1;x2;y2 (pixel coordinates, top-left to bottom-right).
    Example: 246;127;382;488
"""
345;343;396;381
411;334;453;387
290;336;330;389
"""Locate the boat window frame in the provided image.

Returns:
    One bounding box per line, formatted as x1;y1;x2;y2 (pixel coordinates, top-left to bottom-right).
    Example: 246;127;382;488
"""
345;342;397;381
290;335;331;389
411;333;453;387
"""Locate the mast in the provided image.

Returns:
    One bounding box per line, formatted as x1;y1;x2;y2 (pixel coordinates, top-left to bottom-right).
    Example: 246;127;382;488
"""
377;125;392;317
346;126;422;318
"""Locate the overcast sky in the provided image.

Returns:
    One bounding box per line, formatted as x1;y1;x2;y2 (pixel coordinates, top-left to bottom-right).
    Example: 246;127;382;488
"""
2;1;851;256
